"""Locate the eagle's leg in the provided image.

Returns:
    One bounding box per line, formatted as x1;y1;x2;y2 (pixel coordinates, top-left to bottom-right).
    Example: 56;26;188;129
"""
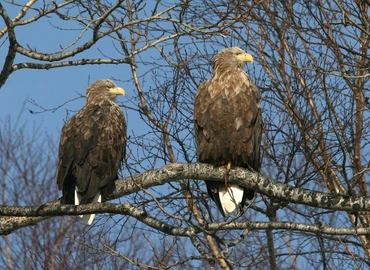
224;161;232;187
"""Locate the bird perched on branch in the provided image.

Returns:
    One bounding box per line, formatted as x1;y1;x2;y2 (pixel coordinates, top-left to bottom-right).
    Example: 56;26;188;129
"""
194;47;262;216
57;79;127;225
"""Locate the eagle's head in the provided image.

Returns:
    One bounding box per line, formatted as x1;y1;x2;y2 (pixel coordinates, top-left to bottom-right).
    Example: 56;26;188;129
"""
86;79;125;104
213;47;254;70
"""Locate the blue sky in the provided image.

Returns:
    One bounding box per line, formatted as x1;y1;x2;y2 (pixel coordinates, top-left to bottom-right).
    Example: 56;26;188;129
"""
0;2;141;141
2;2;367;268
0;63;131;137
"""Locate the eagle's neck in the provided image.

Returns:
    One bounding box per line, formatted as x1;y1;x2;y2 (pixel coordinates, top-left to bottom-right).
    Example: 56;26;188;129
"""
213;64;244;79
87;94;117;106
209;64;250;98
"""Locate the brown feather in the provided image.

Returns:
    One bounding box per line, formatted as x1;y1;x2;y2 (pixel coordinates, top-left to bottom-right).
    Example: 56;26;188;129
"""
56;80;127;209
194;47;262;215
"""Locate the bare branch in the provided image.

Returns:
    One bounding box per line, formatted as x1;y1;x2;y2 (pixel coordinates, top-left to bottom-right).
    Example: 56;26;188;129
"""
0;3;17;88
2;162;370;236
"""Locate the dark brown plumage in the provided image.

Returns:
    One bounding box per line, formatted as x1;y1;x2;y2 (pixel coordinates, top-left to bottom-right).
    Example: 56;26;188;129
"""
194;47;262;215
56;79;126;225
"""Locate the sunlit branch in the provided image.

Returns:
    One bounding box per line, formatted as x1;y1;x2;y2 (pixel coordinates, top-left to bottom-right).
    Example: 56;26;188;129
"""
11;58;131;71
3;202;370;237
2;162;370;236
0;3;17;88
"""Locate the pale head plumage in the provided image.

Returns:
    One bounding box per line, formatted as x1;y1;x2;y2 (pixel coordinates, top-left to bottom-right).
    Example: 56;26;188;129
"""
86;79;125;104
212;47;254;72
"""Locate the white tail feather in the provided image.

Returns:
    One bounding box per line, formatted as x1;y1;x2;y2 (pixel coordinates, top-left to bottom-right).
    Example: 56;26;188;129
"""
219;185;244;214
75;189;101;225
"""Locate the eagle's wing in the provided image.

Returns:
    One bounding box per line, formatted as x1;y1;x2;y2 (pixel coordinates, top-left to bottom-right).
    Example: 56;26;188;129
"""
57;104;126;223
194;81;228;215
194;74;261;216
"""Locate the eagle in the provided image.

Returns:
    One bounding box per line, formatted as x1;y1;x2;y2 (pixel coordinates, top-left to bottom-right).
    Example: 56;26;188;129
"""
194;47;262;216
56;79;127;225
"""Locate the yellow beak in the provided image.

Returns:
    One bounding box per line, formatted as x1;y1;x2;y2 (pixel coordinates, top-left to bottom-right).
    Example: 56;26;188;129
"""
237;53;254;63
109;87;126;96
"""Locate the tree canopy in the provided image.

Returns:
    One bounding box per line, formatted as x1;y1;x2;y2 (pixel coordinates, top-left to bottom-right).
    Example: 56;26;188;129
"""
1;1;370;269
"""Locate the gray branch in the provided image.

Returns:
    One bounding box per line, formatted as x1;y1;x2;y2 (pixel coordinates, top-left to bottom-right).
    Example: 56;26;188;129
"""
12;58;131;71
1;162;369;235
0;3;18;88
111;162;369;212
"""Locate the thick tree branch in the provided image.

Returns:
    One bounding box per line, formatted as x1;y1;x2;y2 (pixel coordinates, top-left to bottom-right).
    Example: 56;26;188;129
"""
2;202;370;237
0;0;36;38
1;162;370;235
11;58;131;71
111;162;370;212
0;3;18;88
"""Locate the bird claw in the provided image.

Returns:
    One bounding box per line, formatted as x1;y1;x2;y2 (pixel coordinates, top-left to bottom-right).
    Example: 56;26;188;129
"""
224;161;231;187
